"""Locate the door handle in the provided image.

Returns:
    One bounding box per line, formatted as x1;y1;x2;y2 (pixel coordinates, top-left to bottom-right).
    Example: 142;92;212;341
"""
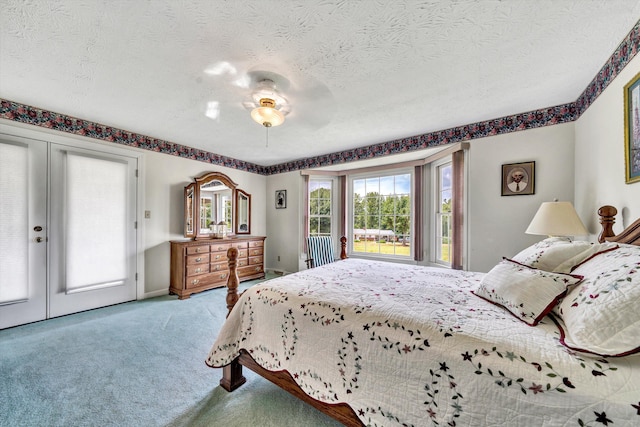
34;237;44;243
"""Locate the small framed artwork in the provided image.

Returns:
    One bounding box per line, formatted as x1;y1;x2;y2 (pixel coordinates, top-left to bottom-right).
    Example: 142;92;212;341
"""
275;190;287;209
624;71;640;184
502;161;535;196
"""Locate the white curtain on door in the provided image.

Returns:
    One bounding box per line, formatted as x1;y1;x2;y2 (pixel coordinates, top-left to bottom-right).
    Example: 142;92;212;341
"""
0;143;28;303
65;153;128;292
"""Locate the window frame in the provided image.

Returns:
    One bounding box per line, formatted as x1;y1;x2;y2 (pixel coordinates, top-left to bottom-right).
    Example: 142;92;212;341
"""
308;177;335;238
348;167;414;261
431;157;453;267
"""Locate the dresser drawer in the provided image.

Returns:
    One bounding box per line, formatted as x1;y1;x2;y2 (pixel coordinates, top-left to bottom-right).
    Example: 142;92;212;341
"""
210;261;229;273
237;249;248;258
210;251;227;263
186;245;210;255
210;242;231;253
237;259;248;268
186;264;209;276
249;256;263;265
186;253;210;265
186;271;229;289
248;240;264;248
238;264;264;277
232;241;249;249
248;247;263;257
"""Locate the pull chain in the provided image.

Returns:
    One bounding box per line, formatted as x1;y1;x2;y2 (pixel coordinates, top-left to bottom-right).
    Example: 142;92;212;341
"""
266;125;269;148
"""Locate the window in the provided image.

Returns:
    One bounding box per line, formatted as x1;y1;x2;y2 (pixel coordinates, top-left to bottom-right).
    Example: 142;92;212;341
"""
351;172;412;258
435;162;452;266
309;179;332;237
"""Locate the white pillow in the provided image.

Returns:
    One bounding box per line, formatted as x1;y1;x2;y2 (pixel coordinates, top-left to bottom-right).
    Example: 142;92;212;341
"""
512;237;616;273
473;258;583;326
556;244;640;356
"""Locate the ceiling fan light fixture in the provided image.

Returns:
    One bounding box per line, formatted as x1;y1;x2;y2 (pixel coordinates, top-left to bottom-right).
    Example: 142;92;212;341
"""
251;98;285;127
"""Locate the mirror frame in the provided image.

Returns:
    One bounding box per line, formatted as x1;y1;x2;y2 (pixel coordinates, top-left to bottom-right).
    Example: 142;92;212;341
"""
235;189;251;235
184;171;238;240
184;183;196;239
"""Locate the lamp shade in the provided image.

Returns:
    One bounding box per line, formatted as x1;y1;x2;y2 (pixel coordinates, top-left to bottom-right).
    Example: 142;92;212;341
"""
250;98;285;127
525;201;588;237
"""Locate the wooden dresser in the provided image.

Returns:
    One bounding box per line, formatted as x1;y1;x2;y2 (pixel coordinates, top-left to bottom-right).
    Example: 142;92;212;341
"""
170;236;266;299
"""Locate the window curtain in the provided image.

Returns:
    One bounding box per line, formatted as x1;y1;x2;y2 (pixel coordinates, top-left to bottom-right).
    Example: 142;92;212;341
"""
451;150;464;270
339;175;346;238
413;165;424;262
303;174;310;254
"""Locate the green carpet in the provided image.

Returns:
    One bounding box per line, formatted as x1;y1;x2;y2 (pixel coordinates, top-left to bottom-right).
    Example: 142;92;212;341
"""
0;278;342;427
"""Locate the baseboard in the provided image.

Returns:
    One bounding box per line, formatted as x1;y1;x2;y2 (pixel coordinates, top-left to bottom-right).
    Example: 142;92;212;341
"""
142;289;170;299
266;268;290;276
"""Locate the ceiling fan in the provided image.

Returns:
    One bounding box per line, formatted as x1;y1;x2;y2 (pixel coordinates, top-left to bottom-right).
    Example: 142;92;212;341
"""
241;74;291;128
239;69;335;130
204;64;335;134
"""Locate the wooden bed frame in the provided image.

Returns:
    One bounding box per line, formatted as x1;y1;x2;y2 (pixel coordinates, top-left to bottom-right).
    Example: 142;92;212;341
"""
219;206;640;426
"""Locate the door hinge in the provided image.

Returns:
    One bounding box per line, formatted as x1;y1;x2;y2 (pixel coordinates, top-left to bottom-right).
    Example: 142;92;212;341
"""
135;273;138;281
135;169;139;178
134;221;138;229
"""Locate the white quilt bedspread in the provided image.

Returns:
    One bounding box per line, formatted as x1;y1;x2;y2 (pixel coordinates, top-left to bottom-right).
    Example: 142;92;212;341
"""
207;259;640;426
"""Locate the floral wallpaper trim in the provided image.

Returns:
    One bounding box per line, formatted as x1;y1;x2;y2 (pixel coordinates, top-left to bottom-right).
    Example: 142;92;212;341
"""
0;21;637;175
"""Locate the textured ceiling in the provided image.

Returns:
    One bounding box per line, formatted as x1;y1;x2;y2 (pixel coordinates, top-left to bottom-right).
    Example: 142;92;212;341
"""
1;0;640;168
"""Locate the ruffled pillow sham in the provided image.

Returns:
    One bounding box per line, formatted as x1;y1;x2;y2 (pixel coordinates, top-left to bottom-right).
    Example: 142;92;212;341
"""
555;244;640;356
473;258;583;326
511;237;616;273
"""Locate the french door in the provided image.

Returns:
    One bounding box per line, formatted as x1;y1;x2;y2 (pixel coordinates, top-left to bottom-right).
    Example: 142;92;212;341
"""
0;134;138;329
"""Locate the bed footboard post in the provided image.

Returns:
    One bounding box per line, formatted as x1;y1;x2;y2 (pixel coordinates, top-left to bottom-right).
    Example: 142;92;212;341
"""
340;236;348;260
598;205;617;243
226;247;240;317
220;358;246;391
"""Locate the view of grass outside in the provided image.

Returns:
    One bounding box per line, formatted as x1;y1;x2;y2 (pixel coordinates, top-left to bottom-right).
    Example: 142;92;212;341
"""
352;240;450;259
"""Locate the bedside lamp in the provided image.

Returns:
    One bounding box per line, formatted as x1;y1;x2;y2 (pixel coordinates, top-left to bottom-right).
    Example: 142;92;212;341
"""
525;201;588;238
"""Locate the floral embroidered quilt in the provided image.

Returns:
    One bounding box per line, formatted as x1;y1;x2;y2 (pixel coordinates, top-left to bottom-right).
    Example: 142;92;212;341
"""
206;259;640;426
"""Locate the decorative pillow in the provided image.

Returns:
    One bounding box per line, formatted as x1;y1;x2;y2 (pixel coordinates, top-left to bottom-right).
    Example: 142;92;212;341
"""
473;258;583;326
556;244;640;356
511;237;616;273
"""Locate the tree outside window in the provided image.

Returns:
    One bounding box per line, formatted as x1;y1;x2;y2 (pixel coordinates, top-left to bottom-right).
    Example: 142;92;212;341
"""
309;180;332;237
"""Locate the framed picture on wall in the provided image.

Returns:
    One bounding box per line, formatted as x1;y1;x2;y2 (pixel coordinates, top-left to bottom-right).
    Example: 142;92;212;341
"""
501;161;535;196
624;71;640;184
275;190;287;209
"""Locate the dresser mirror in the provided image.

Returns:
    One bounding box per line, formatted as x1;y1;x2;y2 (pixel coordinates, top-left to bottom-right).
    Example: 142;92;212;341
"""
235;189;251;234
184;183;196;238
184;171;251;240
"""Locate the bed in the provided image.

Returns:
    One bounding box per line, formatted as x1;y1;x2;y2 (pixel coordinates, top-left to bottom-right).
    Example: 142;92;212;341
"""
206;205;640;426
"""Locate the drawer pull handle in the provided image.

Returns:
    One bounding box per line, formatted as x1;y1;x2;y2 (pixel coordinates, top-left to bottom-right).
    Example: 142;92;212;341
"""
191;279;200;285
195;257;202;262
195;248;201;253
255;267;260;271
215;255;221;260
195;268;201;273
221;274;227;279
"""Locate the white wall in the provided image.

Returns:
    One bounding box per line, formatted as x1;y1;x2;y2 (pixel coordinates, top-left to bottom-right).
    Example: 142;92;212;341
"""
265;171;303;273
467;123;576;272
574;54;640;235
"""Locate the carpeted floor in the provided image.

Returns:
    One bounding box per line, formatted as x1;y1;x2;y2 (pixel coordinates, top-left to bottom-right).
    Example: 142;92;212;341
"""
0;278;342;427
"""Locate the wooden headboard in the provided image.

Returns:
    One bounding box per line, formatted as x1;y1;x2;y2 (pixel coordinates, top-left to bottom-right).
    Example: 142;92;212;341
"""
598;205;640;245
